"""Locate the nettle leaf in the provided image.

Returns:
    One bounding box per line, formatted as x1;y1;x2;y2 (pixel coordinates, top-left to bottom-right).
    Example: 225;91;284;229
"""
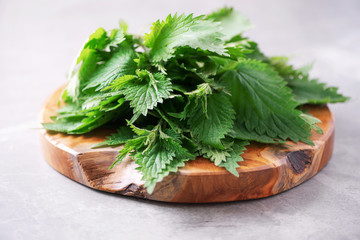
110;135;148;169
42;110;116;134
135;138;176;182
83;27;109;50
144;144;194;194
270;57;349;105
288;76;349;105
188;92;235;149
109;123;160;169
120;70;173;123
198;139;248;176
108;29;125;48
218;140;248;177
65;28;109;102
105;75;137;91
220;59;313;145
84;45;137;91
144;13;227;63
110;125;194;194
229;123;284;144
135;129;195;193
206;7;253;40
81;91;124;111
300;113;324;135
199;141;231;166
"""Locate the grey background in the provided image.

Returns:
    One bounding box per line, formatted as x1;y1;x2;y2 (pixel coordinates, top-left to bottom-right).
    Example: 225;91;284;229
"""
0;0;359;239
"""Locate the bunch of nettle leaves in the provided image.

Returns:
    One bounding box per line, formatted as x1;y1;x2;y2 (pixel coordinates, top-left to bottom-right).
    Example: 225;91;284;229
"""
43;7;347;193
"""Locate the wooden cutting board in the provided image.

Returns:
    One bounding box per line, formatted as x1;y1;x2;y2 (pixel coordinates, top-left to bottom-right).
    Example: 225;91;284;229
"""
39;87;335;203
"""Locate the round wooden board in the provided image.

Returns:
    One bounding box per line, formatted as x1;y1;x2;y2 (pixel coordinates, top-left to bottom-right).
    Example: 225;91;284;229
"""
39;87;335;203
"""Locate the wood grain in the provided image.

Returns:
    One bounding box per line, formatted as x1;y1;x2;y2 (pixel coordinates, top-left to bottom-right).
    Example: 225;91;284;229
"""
39;87;335;203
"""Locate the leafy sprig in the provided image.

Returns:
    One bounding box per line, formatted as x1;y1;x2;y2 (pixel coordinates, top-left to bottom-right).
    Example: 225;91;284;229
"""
43;7;348;193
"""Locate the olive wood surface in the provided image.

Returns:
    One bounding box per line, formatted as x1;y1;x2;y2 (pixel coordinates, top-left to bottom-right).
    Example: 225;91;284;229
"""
39;87;335;203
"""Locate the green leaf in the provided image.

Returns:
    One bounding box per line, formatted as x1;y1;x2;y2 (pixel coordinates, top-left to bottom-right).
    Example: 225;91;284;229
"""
83;45;137;91
135;136;176;182
82;27;109;50
220;59;313;145
206;7;253;40
92;126;135;148
42;118;84;133
108;123;160;169
110;135;148;169
120;70;173;123
136;129;195;193
42;110;115;134
229;123;284;144
198;139;248;176
144;145;194;194
81;91;124;111
289;76;349;105
64;27;109;102
109;125;194;194
128;121;154;136
188;92;235;149
300;113;324;135
105;75;137;91
108;29;125;48
144;13;226;62
199;141;232;166
218;140;248;177
270;57;349;105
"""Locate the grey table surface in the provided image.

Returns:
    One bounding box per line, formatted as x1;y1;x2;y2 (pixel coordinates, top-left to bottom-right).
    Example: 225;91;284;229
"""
1;0;359;239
